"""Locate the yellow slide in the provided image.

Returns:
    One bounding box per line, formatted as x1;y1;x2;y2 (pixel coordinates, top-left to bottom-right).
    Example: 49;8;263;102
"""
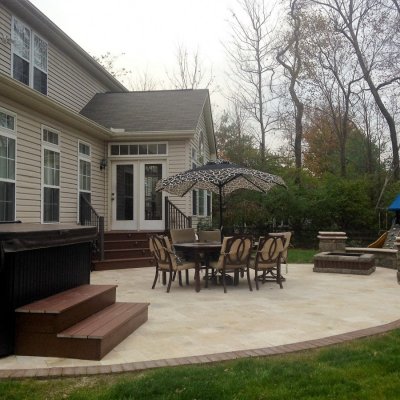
368;231;388;248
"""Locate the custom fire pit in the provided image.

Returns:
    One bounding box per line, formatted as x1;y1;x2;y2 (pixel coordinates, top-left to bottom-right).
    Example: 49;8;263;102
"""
313;252;375;275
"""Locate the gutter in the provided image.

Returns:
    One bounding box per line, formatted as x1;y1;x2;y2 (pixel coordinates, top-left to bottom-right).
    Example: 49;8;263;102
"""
109;130;196;141
0;74;112;139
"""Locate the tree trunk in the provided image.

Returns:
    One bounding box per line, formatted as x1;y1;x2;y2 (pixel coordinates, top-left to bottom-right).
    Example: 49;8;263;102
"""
291;85;304;184
347;22;399;179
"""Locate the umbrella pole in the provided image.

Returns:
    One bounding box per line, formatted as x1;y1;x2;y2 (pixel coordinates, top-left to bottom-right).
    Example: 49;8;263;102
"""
219;186;223;238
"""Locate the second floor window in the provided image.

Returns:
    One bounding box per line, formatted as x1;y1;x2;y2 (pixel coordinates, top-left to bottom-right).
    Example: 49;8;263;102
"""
42;127;60;223
0;109;16;222
12;17;48;95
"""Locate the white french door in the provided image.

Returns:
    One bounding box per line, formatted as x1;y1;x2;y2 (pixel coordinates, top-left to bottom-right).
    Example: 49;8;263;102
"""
111;161;165;230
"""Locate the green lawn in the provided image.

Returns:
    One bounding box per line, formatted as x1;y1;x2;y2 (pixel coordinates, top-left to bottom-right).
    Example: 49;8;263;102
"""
2;330;400;399
287;248;317;263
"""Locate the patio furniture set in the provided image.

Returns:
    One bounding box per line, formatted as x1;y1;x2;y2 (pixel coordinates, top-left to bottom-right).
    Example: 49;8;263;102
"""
149;228;292;293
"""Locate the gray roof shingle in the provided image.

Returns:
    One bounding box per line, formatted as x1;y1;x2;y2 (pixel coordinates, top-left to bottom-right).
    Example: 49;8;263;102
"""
80;89;209;132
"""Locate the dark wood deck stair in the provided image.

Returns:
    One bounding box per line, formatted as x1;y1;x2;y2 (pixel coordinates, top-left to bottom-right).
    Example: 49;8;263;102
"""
92;231;160;271
14;284;149;360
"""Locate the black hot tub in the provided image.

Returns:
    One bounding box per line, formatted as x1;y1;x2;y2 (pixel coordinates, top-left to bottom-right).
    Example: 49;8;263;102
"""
0;223;97;357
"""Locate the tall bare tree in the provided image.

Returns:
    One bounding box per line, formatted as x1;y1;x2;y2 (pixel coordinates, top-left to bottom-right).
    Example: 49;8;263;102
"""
276;0;305;183
392;0;400;13
304;12;363;177
311;0;400;179
166;44;214;90
226;0;278;163
127;69;159;91
92;52;131;84
354;88;387;175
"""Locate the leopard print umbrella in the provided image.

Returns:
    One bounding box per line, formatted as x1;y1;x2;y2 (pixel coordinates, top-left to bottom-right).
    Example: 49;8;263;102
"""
155;159;286;196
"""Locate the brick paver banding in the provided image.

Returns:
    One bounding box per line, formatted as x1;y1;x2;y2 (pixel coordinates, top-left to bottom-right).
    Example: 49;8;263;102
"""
1;314;400;378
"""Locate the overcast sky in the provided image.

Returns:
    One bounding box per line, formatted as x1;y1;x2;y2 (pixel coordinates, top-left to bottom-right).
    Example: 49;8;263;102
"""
29;0;243;112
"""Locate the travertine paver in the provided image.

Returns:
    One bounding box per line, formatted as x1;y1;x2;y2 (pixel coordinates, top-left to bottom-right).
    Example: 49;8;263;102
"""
0;264;398;376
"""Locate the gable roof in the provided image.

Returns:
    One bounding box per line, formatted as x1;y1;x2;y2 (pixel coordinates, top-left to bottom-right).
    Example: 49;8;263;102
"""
3;0;126;92
80;89;210;132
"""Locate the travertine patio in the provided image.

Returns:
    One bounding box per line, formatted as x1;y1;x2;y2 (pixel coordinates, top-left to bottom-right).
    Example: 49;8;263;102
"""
0;264;399;377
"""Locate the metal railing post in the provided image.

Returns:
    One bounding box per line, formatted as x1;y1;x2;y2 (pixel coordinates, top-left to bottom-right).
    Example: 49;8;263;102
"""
99;216;105;261
164;197;192;231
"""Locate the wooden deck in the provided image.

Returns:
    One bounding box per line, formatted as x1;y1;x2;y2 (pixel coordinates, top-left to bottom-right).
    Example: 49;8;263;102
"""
15;285;149;360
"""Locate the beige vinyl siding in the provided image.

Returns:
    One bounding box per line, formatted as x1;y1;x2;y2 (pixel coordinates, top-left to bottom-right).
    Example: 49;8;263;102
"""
166;140;191;217
47;45;110;113
0;6;11;76
0;5;111;112
0;97;106;224
195;112;211;162
190;111;213;227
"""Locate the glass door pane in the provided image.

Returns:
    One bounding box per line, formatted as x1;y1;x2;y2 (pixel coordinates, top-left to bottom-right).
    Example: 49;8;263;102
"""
144;164;162;220
116;164;134;221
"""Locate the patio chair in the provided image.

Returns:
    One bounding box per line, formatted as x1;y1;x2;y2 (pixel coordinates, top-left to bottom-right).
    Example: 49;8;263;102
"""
198;230;221;284
170;228;196;244
198;230;221;243
149;235;196;293
251;235;286;290
210;235;253;293
270;232;292;275
169;228;197;282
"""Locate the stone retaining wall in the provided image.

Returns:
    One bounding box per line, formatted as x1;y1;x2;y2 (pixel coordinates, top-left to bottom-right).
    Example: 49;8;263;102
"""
345;247;398;270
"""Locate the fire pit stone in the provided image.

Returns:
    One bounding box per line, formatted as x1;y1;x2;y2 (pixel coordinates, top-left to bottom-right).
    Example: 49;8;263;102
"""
313;252;375;275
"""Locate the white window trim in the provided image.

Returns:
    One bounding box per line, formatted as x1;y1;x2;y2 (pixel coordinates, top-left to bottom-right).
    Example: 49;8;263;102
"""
78;140;91;193
11;16;48;94
41;126;60;224
108;142;168;158
78;140;91;160
0;107;17;222
77;141;92;224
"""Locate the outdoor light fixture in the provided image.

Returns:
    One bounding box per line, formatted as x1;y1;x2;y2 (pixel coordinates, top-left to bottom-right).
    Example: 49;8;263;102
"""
100;158;108;170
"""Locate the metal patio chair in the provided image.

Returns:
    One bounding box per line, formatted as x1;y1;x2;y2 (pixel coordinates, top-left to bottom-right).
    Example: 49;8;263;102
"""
252;235;286;290
149;235;195;293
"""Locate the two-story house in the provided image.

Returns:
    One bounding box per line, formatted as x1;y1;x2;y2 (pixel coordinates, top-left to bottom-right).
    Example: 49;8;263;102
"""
0;0;216;241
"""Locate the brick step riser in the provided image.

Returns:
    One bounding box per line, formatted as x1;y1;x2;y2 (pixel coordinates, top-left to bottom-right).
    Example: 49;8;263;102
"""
93;258;154;271
104;249;152;260
15;287;117;334
104;240;149;251
15;306;149;360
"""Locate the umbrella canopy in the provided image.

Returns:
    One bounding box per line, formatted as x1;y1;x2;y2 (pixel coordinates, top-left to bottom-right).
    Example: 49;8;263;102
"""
388;194;400;211
156;159;286;228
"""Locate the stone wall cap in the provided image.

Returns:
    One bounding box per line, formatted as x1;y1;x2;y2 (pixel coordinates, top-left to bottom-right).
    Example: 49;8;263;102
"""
314;251;375;261
318;231;347;235
317;236;348;240
346;247;398;254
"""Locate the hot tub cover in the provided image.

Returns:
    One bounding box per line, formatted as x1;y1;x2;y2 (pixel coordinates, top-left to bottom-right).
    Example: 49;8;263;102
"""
0;223;97;253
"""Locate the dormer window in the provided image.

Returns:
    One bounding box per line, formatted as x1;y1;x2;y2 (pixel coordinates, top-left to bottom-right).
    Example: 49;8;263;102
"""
12;17;48;95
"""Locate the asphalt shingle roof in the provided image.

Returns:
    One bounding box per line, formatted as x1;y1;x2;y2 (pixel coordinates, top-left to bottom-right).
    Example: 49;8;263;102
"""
80;89;209;132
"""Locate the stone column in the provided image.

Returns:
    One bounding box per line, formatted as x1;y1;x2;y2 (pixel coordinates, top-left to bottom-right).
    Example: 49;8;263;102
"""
395;237;400;283
317;231;348;253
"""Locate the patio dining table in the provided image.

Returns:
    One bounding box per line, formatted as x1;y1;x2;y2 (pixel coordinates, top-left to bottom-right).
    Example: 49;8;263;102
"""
173;242;222;292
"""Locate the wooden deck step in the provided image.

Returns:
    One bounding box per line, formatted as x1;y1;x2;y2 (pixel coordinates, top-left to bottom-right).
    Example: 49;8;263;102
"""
93;257;154;271
15;284;117;333
104;248;151;260
104;239;149;250
15;302;149;360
